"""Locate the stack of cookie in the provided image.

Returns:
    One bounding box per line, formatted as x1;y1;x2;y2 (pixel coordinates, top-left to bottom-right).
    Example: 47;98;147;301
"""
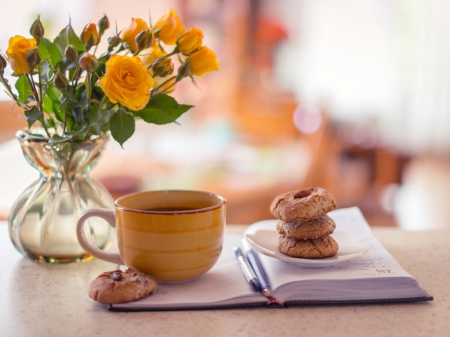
270;187;339;259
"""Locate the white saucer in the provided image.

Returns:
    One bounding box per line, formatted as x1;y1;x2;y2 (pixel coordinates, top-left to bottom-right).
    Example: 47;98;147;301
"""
244;220;369;266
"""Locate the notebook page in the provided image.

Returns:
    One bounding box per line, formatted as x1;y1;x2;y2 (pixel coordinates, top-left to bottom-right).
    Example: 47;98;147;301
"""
113;234;264;309
262;207;414;290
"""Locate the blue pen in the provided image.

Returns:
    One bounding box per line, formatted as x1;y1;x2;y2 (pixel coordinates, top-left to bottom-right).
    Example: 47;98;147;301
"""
233;246;261;292
242;240;272;298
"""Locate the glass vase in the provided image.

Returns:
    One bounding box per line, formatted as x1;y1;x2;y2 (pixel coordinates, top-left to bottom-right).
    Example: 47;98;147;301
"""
8;130;115;263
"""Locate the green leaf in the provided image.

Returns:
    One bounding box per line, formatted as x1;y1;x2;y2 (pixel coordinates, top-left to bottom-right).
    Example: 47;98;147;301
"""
57;57;77;73
60;99;84;127
64;124;87;136
43;94;54;113
43;94;65;122
39;60;52;83
38;37;62;69
86;104;112;135
52;101;61;117
53;21;85;56
110;111;135;147
46;82;61;101
49;134;72;144
45;117;56;129
15;75;33;103
136;94;193;125
24;106;43;128
66;116;74;132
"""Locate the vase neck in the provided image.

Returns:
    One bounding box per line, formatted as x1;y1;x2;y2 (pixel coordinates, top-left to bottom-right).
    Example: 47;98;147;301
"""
17;132;109;179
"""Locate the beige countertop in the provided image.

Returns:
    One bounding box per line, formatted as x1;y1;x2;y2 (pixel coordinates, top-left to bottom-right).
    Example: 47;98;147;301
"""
1;223;449;337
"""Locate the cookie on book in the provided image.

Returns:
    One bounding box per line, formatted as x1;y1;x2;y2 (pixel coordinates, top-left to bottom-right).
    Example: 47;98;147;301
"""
270;187;336;221
276;215;336;240
277;234;339;258
88;268;157;304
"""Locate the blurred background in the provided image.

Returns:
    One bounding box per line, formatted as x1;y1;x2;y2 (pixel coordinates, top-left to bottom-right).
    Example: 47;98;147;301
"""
1;0;449;229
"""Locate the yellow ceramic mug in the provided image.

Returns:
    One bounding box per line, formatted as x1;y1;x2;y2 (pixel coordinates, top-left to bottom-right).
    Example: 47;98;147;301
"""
76;190;226;283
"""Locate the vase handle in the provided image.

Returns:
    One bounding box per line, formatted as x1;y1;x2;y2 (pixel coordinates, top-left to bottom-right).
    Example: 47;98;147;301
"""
76;209;124;265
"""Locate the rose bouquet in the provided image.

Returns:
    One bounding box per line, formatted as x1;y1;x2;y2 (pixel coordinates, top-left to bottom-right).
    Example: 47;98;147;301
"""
0;9;219;146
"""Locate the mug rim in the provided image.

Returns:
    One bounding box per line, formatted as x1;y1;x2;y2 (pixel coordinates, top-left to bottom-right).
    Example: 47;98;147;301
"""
115;189;226;215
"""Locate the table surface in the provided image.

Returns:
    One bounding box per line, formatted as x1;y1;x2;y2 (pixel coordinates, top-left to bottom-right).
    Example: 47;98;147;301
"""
1;222;449;337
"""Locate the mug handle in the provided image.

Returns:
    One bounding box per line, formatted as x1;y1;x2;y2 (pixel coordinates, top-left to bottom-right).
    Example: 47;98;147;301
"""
76;208;124;265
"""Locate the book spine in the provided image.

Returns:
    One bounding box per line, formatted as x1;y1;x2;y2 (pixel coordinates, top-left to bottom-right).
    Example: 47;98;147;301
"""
266;297;285;308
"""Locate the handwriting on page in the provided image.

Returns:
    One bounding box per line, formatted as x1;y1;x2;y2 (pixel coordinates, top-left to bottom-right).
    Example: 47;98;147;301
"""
298;256;397;274
263;235;407;286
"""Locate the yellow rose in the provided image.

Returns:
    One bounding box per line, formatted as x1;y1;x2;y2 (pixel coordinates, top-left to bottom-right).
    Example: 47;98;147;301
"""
154;9;185;45
177;27;203;54
188;47;219;77
6;35;37;74
140;45;166;67
81;23;100;47
99;55;154;111
121;18;148;53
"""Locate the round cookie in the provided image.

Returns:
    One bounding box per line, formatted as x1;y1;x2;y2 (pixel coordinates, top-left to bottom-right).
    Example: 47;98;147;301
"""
88;268;157;304
270;187;336;221
276;215;336;239
277;234;339;258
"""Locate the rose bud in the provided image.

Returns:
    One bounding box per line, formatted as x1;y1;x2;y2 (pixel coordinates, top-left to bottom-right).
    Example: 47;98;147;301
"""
176;62;190;81
64;45;79;64
140;45;165;68
135;28;153;53
0;53;7;75
81;23;100;49
98;14;110;35
121;18;148;53
188;46;219;77
154;9;185;46
30;17;45;42
53;72;69;91
25;48;41;70
152;57;173;77
79;53;99;72
176;27;203;55
107;35;121;52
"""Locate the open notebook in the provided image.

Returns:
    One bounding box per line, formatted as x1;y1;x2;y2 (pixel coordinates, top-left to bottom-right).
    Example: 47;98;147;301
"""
109;207;432;311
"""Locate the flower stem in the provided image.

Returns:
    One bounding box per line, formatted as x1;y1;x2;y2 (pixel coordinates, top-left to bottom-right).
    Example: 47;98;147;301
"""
26;74;39;104
0;75;19;102
63;114;67;134
84;72;92;140
150;75;177;96
37;72;44;115
26;74;50;138
86;73;92;107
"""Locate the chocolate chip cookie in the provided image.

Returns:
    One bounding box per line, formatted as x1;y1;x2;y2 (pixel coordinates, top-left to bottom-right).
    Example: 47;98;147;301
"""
88;268;157;304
